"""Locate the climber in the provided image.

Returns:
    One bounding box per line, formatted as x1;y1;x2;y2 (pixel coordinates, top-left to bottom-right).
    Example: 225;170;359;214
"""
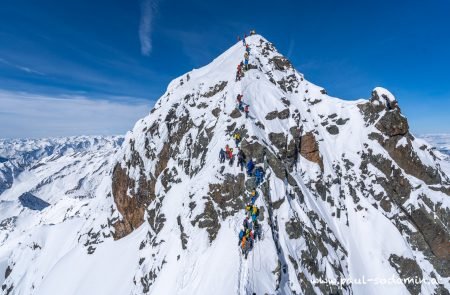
245;44;250;54
247;159;255;176
245;204;253;218
242;237;250;259
254;222;261;241
243;216;250;230
255;167;264;186
247;219;253;231
244;105;249;118
225;146;233;160
244;52;249;61
250;189;259;204
237;94;243;103
238;101;244;111
225;144;231;159
237;149;246;171
242;36;246;46
251;206;259;222
233;132;241;147
238;228;245;245
241;235;247;255
236;64;242;82
228;148;235;166
219;148;226;163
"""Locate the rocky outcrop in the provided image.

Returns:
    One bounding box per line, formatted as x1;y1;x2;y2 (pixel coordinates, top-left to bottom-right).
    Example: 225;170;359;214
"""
265;109;290;120
201;81;227;98
191;200;220;243
326;125;339;135
230;109;242;118
369;133;442;185
375;110;409;137
269;56;292;71
389;254;423;295
112;164;146;240
300;132;323;171
209;173;246;219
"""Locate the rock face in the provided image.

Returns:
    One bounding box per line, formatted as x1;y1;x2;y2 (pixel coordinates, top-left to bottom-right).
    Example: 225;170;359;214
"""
111;164;147;239
300;132;323;171
375;110;409;137
2;35;450;295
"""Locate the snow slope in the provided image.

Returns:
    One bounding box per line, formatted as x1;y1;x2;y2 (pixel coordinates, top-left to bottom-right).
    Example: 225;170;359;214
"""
1;35;449;295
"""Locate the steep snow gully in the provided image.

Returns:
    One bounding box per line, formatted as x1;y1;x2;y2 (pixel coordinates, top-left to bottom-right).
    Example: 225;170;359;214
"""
1;34;450;295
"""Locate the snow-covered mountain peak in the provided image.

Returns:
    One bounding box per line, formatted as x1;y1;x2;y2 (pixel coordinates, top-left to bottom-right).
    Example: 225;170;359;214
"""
1;35;449;295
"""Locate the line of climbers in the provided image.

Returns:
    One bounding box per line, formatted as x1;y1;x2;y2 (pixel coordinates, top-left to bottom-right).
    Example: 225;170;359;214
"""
236;94;250;118
238;34;265;259
220;32;266;259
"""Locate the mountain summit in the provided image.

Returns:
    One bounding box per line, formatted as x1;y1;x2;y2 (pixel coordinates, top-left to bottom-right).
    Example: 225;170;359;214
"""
1;34;449;295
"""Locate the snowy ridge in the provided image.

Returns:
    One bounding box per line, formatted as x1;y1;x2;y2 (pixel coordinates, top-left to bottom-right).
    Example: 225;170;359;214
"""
1;35;449;295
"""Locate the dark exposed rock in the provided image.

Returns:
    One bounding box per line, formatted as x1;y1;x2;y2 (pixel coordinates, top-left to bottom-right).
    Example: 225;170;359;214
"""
230;109;242;118
300;132;323;171
265;111;278;120
360;151;412;205
335;118;349;125
370;133;441;185
111;165;144;239
202;81;227;98
209;173;246;219
269;133;286;155
269;56;292;71
191;200;220;243
211;107;221;117
272;197;285;209
357;101;384;126
379;197;392;212
410;208;450;261
326;125;339;135
285;218;302;239
177;216;188;250
389;254;423;295
255;121;265;130
240;140;266;163
278;109;290;120
281;97;291;106
320;89;327;95
375;110;409;137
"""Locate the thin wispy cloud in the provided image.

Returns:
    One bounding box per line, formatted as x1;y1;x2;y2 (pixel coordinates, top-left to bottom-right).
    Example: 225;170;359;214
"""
0;58;45;75
139;0;156;56
0;90;152;139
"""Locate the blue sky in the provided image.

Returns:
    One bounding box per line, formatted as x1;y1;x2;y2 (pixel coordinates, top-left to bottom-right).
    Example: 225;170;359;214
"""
1;0;449;138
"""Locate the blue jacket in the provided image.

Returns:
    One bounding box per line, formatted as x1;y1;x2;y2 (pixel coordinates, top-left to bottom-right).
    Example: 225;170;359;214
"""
247;160;254;171
239;230;244;240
